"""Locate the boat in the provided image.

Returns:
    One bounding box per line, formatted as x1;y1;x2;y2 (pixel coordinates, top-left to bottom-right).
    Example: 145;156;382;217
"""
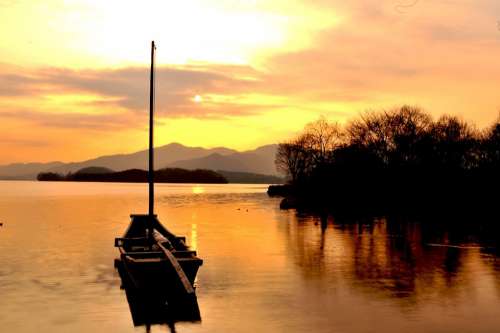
114;41;203;299
115;240;201;333
115;245;201;332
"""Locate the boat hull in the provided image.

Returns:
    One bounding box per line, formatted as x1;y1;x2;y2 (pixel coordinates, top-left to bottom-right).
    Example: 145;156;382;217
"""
115;258;201;326
119;253;202;291
115;214;202;294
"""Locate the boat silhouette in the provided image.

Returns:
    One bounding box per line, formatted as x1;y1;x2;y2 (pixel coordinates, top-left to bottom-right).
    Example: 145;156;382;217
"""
115;255;201;333
114;41;203;311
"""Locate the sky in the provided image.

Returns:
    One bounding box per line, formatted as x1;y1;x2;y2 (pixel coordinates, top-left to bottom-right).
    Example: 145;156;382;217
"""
1;0;500;164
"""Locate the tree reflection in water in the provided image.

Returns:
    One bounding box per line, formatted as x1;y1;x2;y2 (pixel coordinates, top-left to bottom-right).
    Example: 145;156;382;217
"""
279;210;500;308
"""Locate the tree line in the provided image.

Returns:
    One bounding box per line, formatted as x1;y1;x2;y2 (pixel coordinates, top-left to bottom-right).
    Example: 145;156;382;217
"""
37;167;228;184
274;106;500;213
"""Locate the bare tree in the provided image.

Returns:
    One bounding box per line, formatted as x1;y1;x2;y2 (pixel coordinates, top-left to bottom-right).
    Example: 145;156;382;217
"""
482;113;500;167
347;111;392;164
302;117;345;165
347;106;432;165
276;117;344;183
275;135;313;183
430;115;479;169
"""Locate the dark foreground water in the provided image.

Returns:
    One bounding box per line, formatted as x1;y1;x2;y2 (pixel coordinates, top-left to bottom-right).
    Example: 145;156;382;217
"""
0;181;499;333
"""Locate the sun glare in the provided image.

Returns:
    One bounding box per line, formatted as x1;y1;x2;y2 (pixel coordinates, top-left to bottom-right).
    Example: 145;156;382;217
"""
193;95;203;103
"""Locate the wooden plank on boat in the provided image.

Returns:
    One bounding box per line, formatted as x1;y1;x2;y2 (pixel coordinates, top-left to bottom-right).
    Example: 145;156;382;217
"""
115;237;148;247
126;251;164;259
152;230;173;249
126;251;163;256
125;256;164;263
157;242;195;295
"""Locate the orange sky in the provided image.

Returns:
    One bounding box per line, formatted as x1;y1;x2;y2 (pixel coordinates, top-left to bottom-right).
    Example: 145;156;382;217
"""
1;0;500;164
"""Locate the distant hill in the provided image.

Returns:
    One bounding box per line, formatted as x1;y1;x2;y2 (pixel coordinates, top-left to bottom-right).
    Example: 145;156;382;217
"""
0;162;64;180
0;143;279;180
169;144;278;176
46;143;237;175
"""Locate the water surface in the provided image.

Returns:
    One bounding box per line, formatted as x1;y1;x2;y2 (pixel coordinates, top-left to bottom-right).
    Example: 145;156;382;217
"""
0;181;499;332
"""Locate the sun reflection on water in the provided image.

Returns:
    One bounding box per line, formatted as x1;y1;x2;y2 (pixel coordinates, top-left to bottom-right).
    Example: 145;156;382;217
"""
191;223;198;251
191;185;205;194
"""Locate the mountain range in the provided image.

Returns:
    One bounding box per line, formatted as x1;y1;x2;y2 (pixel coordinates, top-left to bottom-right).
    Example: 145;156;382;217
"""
0;143;279;180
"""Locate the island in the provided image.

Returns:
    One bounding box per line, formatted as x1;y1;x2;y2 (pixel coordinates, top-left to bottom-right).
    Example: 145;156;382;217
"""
37;167;229;184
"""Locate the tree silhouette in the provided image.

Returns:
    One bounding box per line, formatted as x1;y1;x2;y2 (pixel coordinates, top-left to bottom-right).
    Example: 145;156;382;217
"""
274;106;500;213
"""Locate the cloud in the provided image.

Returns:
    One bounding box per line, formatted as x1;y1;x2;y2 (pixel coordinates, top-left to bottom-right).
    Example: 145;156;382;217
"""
0;64;47;96
1;136;51;147
258;0;500;103
0;64;272;119
0;108;140;130
1;0;500;129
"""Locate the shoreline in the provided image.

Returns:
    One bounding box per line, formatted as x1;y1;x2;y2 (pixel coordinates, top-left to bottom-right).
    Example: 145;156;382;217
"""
267;182;500;217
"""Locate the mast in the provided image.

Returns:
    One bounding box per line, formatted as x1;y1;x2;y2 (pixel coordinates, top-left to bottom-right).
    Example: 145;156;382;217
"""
148;41;156;217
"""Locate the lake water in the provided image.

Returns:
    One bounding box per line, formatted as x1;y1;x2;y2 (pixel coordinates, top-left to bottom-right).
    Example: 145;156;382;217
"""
0;181;499;333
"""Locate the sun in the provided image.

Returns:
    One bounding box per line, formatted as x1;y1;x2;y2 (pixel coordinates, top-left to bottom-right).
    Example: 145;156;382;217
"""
193;95;203;103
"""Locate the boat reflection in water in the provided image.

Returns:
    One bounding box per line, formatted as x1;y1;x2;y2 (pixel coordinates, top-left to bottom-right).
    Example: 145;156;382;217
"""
115;258;201;333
